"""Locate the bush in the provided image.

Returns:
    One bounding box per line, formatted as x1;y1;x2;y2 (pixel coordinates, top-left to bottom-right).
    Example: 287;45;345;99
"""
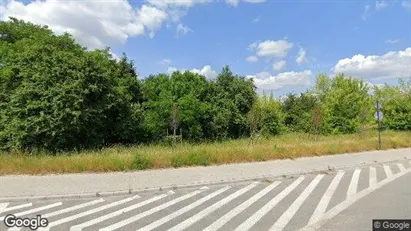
171;151;213;168
131;154;153;170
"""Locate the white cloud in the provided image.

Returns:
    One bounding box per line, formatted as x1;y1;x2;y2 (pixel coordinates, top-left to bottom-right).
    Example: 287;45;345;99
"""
247;70;312;90
332;47;411;80
246;56;259;63
148;0;210;8
0;0;213;48
296;47;307;65
366;82;385;89
161;59;172;65
226;0;239;6
273;60;286;71
250;40;294;58
402;0;411;9
401;0;411;10
244;0;266;3
362;4;371;21
176;23;192;36
190;65;218;79
375;1;388;11
168;65;218;79
252;17;260;23
248;41;259;50
385;39;400;44
167;66;179;75
137;5;168;38
110;52;121;61
0;0;145;49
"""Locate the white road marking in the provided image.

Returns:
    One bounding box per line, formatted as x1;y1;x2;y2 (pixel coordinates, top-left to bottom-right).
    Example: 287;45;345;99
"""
100;189;206;231
36;194;142;231
70;191;181;231
204;181;281;231
300;167;411;231
308;171;345;225
0;202;62;221
10;199;106;231
138;186;231;231
269;175;324;231
168;182;259;231
1;203;32;214
383;165;393;178
369;166;377;186
397;163;406;172
0;203;9;214
44;199;105;218
234;176;305;231
346;168;361;198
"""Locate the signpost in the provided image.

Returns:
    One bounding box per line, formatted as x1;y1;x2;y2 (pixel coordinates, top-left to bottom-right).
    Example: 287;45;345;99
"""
375;101;383;150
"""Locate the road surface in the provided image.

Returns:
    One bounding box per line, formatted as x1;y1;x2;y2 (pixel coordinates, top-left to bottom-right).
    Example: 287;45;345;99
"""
1;160;410;231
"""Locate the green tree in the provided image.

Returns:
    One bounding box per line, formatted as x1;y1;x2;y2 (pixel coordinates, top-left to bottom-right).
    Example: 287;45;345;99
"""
0;18;144;152
281;93;317;132
321;74;371;134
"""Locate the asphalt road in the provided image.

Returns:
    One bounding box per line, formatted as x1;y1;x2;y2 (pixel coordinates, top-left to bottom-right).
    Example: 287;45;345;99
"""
1;160;410;231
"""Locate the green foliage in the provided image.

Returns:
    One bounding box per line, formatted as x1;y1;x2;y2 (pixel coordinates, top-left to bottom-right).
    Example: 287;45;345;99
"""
281;93;318;133
131;154;153;170
0;18;144;152
374;79;411;131
171;151;213;168
318;74;371;134
1;18;410;153
141;66;256;143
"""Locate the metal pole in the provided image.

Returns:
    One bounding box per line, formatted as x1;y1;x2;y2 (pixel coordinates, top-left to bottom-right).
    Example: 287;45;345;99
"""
377;101;381;150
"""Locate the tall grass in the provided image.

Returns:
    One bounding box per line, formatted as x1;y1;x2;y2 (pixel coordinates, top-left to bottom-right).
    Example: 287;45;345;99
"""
0;130;410;175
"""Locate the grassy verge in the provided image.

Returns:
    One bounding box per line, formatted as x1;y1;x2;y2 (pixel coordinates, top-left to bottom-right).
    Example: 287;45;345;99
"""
0;130;410;175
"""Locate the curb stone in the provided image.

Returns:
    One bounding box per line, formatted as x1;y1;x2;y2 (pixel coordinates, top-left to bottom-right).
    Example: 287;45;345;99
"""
1;156;410;202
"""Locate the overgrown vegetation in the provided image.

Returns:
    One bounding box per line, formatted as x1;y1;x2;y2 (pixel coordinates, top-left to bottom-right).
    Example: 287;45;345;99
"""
1;130;410;175
1;19;411;173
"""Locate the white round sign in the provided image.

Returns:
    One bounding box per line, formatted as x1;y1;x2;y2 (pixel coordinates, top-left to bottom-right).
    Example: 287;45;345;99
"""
374;111;383;121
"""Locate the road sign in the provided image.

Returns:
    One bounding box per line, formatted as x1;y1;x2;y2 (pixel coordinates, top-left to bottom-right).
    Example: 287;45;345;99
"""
375;111;383;121
375;102;382;110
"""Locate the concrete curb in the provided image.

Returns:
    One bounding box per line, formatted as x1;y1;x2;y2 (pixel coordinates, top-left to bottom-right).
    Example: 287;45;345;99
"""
1;155;409;202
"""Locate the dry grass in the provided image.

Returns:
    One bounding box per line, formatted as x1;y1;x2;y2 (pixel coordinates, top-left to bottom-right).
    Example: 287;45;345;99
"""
0;130;410;175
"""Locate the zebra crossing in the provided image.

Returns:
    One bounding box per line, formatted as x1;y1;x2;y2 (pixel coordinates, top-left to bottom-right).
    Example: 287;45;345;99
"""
1;160;410;231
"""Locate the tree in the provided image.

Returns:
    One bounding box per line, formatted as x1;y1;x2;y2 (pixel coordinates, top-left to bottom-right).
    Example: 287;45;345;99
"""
321;74;371;134
374;78;411;131
0;18;144;152
281;93;317;132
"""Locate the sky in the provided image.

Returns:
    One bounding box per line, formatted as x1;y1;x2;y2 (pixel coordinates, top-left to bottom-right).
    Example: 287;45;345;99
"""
0;0;410;96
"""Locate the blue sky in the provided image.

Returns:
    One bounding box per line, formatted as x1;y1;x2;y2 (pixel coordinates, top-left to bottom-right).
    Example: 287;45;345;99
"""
1;0;410;95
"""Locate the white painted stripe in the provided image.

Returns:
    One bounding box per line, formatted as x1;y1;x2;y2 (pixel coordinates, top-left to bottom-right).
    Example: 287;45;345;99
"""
138;186;230;231
270;175;324;231
100;189;205;231
0;203;9;214
346;168;361;198
169;182;259;231
0;202;62;221
300;167;411;231
397;163;406;172
70;191;176;231
383;165;393;178
44;199;105;218
36;194;142;231
204;181;281;231
1;203;32;213
234;176;305;231
308;171;345;225
369;166;377;186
